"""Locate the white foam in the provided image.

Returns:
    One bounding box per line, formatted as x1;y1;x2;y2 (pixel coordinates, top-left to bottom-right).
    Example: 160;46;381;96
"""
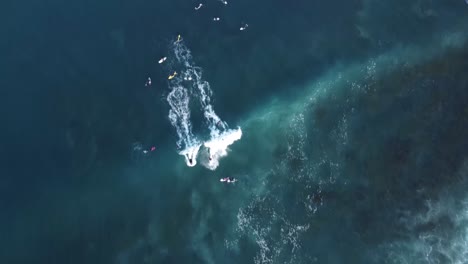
180;144;201;167
171;40;242;169
202;127;242;170
167;83;202;167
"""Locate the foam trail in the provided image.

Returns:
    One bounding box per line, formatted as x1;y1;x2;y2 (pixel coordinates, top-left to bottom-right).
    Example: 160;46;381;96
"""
172;40;242;170
203;127;242;169
167;84;201;167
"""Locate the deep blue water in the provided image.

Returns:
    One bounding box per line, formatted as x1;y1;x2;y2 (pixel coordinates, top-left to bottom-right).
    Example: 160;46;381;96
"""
1;0;468;263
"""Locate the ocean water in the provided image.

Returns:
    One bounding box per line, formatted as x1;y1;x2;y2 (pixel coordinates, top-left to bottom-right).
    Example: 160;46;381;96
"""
2;0;468;263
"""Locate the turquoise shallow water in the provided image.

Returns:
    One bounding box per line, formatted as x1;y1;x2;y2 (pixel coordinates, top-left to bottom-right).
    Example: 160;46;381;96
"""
2;0;468;263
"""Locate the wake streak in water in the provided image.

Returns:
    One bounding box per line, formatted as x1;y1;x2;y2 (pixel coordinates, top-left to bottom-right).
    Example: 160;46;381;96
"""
173;43;224;133
167;40;242;169
167;84;201;166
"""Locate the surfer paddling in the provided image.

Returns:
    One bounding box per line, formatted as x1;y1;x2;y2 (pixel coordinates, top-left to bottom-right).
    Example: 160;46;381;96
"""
158;57;167;64
168;71;177;80
220;177;237;183
142;146;156;154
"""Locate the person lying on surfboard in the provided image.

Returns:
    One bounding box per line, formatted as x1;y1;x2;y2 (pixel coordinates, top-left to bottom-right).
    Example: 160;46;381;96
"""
168;71;177;80
220;177;237;183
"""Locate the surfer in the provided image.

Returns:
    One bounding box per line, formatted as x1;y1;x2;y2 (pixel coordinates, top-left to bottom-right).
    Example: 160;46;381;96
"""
240;24;249;31
216;120;226;128
142;146;156;154
185;154;193;165
168;71;177;80
195;3;203;10
220;177;237;183
145;77;152;87
176;34;182;43
158;57;167;64
213;17;220;21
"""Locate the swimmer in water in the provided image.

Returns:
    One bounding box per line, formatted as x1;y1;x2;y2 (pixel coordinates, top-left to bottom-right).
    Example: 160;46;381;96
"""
221;0;228;5
168;71;177;80
195;3;203;10
145;77;152;86
213;17;220;21
240;24;249;31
